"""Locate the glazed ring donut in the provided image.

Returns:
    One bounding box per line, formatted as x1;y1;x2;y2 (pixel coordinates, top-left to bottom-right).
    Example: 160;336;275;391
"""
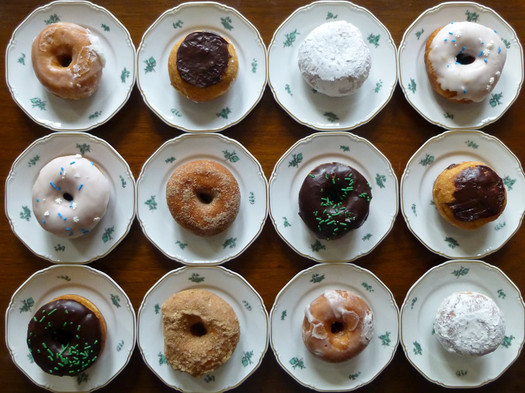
168;31;238;102
165;159;241;236
161;288;240;377
32;154;111;238
298;162;372;240
302;289;374;362
424;21;507;103
26;294;107;376
32;22;104;100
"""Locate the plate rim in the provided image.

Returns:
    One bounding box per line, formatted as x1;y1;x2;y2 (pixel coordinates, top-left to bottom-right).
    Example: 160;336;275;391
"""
267;0;398;132
400;129;525;259
268;131;399;263
397;0;524;130
135;0;268;133
4;0;137;132
4;131;136;264
399;259;525;388
4;264;137;393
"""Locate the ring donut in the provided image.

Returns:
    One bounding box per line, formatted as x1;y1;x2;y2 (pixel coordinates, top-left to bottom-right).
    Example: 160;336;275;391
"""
32;154;111;238
161;288;240;376
424;21;507;103
32;22;104;100
165;159;241;236
298;162;372;240
302;289;374;362
26;294;106;376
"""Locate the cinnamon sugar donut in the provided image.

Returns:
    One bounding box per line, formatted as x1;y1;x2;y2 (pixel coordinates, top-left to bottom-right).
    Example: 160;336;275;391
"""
32;22;104;100
302;289;374;362
165;159;240;236
161;288;240;377
434;291;505;356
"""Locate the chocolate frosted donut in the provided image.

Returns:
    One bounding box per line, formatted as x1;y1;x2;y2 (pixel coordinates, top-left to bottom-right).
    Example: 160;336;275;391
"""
433;161;506;230
298;162;372;240
27;295;106;376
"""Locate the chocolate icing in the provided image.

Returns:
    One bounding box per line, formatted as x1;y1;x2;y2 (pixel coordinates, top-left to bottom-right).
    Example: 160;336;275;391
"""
447;164;505;222
176;31;231;88
298;162;372;240
27;298;103;376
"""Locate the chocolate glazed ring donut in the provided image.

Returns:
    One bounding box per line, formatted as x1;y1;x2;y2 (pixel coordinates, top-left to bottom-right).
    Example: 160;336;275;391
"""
298;162;372;240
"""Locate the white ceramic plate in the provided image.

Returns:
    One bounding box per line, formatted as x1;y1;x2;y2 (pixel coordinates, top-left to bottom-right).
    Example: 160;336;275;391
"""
400;259;524;388
136;133;268;265
268;132;398;263
5;264;136;392
400;129;525;259
398;1;524;129
5;0;136;131
268;0;397;131
137;266;268;393
136;1;267;132
270;263;398;391
5;132;136;263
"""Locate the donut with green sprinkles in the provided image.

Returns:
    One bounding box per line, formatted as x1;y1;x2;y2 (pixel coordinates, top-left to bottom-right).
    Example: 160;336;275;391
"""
298;162;372;240
27;295;106;376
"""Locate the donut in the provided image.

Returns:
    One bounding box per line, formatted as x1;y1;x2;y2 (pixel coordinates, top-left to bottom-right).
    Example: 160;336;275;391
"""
432;161;506;230
434;291;505;356
298;162;372;240
165;159;240;236
32;22;104;100
26;294;106;376
424;21;507;103
32;154;111;238
297;21;372;97
302;289;374;362
161;288;240;377
168;31;238;102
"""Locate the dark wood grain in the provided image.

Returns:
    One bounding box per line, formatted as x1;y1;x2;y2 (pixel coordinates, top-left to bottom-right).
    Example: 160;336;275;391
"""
1;1;524;392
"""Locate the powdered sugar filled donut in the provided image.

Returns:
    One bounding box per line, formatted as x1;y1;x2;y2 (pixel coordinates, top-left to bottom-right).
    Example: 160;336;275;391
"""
297;21;372;97
32;154;110;238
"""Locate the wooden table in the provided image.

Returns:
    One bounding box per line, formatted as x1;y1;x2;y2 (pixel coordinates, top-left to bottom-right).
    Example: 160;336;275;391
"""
1;0;524;391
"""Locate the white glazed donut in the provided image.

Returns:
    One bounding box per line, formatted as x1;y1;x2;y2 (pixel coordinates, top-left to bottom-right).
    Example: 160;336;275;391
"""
297;21;372;97
32;154;110;238
424;21;507;103
434;291;506;356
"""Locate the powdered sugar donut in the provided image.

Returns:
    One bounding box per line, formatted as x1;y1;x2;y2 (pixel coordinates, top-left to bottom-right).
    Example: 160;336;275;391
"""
424;21;507;103
32;154;110;238
434;291;505;356
297;21;372;97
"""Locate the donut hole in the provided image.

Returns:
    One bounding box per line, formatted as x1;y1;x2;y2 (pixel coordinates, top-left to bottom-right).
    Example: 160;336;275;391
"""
456;52;476;65
63;192;74;202
190;321;207;337
331;321;344;334
196;190;214;204
52;329;73;346
56;54;73;68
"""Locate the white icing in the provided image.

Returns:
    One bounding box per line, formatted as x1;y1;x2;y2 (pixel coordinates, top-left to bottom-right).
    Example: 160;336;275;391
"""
427;21;507;102
298;21;372;97
434;291;505;356
32;154;110;238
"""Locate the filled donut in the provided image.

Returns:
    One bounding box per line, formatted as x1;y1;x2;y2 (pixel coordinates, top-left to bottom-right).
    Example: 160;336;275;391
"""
424;21;507;103
168;31;238;102
298;162;372;240
165;159;240;236
32;22;104;100
297;20;372;97
32;154;111;238
432;161;506;230
161;288;240;376
302;289;374;362
26;294;106;376
434;291;505;356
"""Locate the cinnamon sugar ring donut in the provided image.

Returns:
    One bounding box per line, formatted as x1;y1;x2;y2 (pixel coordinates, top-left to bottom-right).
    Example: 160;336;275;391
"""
165;159;241;236
161;288;240;376
31;22;104;100
302;289;374;362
